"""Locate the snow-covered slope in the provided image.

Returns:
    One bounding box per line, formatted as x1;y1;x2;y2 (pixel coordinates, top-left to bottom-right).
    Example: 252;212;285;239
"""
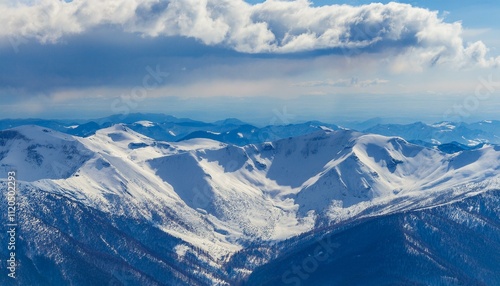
177;121;341;146
247;190;500;285
0;126;93;181
1;125;500;285
364;121;499;146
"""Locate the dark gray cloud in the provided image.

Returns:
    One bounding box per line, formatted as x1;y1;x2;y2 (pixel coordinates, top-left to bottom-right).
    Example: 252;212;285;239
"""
0;27;243;93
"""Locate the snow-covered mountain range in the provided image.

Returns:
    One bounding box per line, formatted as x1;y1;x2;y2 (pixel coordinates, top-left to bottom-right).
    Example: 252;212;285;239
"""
364;121;500;146
3;113;500;147
1;116;499;285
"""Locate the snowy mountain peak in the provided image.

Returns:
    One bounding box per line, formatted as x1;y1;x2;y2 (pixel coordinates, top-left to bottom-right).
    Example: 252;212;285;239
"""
0;126;93;181
8;124;75;142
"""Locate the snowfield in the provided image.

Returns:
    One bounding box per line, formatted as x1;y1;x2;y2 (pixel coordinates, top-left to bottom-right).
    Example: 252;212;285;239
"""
1;124;499;285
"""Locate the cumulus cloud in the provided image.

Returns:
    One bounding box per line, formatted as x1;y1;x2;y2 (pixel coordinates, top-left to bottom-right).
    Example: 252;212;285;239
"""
1;0;499;68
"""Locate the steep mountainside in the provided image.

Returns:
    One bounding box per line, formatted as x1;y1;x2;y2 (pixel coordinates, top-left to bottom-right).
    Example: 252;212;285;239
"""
247;190;500;285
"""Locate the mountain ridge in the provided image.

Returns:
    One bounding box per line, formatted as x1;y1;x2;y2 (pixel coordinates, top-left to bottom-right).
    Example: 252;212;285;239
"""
3;113;500;147
1;122;499;285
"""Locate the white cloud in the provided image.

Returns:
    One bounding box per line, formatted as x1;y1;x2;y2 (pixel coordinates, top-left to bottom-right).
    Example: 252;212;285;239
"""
294;77;389;88
1;0;499;68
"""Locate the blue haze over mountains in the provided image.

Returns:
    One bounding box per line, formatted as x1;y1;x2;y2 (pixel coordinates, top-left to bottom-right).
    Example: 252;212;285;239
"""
1;113;500;151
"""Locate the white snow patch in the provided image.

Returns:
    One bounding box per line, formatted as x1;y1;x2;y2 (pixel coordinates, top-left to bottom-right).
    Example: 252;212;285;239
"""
135;120;154;127
432;122;456;129
174;244;190;257
319;126;334;132
431;139;441;145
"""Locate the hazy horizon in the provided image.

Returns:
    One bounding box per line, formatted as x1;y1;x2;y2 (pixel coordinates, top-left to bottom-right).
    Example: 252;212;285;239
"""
1;110;498;128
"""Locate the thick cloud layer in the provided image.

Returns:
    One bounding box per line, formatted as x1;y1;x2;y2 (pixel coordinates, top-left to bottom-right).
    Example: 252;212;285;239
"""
1;0;499;68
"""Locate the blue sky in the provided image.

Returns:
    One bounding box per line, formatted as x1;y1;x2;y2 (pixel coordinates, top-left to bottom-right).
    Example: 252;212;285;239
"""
0;0;499;124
